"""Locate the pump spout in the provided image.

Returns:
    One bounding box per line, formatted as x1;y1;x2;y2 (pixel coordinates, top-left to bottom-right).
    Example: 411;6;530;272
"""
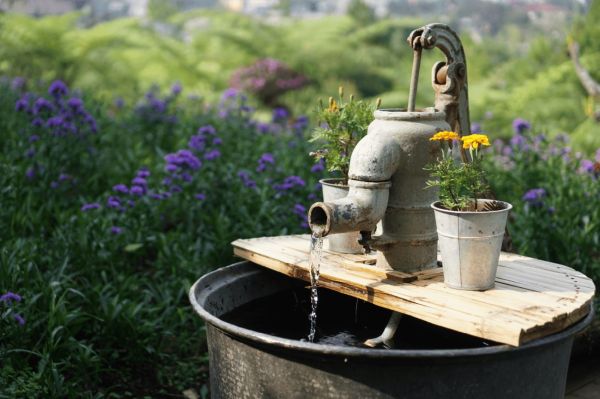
308;179;391;237
308;132;400;237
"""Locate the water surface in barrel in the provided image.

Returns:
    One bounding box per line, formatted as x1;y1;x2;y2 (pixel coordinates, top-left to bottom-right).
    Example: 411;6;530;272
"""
221;281;498;350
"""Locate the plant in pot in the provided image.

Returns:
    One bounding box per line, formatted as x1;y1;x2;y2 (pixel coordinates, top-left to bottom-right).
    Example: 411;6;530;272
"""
426;131;512;290
309;87;380;253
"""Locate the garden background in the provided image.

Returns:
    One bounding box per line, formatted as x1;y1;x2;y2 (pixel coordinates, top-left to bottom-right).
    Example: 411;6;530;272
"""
0;0;599;397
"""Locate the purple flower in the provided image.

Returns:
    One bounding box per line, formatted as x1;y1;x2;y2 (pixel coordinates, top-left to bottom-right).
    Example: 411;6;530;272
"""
50;181;59;189
107;196;121;209
293;203;306;217
150;98;166;113
198;125;217;135
11;77;25;91
113;184;129;194
49;80;68;97
292;115;309;133
212;137;223;145
25;167;35;180
293;203;309;228
256;122;271;134
238;171;257;189
0;292;22;304
274;175;305;191
33;97;53;115
137;168;150;178
272;107;289;122
171;82;182;95
205;149;221;160
256;153;275;172
221;88;239;100
130;185;144;196
81;203;101;212
579;160;594;174
522;188;546;206
25;148;35;158
13;313;25;326
15;97;29;112
31;117;43;127
188;135;206;152
512;118;531;134
58;173;70;182
67;97;84;111
132;177;147;186
260;153;275;164
46;116;64;128
195;193;206;201
110;226;123;235
471;123;482;133
311;158;325;173
181;172;193;182
165;163;178;173
114;97;125;109
165;150;202;171
28;135;40;143
510;134;526;148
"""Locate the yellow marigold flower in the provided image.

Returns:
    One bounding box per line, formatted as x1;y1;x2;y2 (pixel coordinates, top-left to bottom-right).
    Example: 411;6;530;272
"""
430;131;460;142
461;134;490;149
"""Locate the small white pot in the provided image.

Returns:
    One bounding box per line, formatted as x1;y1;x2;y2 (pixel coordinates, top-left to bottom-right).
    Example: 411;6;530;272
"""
320;178;363;254
432;199;512;291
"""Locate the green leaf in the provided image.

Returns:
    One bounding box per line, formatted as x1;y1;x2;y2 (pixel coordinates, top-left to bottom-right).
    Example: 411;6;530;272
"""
124;243;144;253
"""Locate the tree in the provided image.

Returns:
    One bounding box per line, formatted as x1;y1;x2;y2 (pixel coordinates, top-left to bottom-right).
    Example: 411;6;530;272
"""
347;0;376;26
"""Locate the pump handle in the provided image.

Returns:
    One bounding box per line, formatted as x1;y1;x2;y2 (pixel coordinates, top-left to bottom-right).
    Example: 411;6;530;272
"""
407;24;471;143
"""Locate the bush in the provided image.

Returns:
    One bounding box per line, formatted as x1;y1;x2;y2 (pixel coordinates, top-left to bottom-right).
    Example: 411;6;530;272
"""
0;80;325;397
486;120;600;284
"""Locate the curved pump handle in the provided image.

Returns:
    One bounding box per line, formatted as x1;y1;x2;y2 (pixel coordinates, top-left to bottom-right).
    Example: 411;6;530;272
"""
407;23;471;140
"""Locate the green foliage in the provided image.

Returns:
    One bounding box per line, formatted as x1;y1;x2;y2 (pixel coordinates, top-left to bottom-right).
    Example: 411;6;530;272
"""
347;0;376;26
426;134;490;211
309;88;378;180
486;130;600;284
0;80;321;396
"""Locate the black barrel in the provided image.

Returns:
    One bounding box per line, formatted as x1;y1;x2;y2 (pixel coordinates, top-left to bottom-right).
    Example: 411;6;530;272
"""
189;261;593;399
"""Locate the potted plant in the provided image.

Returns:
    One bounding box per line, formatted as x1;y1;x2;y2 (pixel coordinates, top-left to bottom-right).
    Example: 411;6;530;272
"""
426;131;512;290
309;87;380;253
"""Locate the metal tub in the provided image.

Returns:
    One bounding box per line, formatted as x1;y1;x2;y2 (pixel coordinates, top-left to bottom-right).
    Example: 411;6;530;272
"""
189;261;593;399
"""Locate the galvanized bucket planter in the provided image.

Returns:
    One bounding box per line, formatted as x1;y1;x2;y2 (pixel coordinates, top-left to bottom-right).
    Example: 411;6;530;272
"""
320;178;363;254
432;199;512;290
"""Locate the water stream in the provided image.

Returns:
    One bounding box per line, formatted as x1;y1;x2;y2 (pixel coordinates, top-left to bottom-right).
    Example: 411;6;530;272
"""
308;228;325;342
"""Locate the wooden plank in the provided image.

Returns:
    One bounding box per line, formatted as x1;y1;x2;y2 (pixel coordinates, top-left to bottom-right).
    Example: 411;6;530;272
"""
231;235;596;347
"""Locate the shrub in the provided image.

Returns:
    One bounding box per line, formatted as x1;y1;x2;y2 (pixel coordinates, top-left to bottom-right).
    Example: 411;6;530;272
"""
486;120;600;284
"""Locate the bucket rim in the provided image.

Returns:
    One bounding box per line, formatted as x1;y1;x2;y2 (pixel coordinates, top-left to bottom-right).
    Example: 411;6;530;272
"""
431;200;513;215
189;261;594;359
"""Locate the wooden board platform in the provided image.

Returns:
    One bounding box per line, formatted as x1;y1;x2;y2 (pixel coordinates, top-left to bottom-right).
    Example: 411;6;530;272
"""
232;234;595;346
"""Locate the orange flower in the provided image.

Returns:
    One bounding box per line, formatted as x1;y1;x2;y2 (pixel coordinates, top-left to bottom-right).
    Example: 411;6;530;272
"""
461;134;490;149
430;131;460;142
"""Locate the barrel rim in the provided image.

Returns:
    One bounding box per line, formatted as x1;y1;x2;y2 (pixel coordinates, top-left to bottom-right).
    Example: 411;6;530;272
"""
189;261;594;359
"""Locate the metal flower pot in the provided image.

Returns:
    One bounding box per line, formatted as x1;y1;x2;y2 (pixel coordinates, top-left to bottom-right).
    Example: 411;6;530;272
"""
432;199;512;290
320;178;363;254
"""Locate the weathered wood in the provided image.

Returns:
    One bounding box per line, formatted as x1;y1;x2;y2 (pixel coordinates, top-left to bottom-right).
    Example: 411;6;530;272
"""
232;235;595;347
